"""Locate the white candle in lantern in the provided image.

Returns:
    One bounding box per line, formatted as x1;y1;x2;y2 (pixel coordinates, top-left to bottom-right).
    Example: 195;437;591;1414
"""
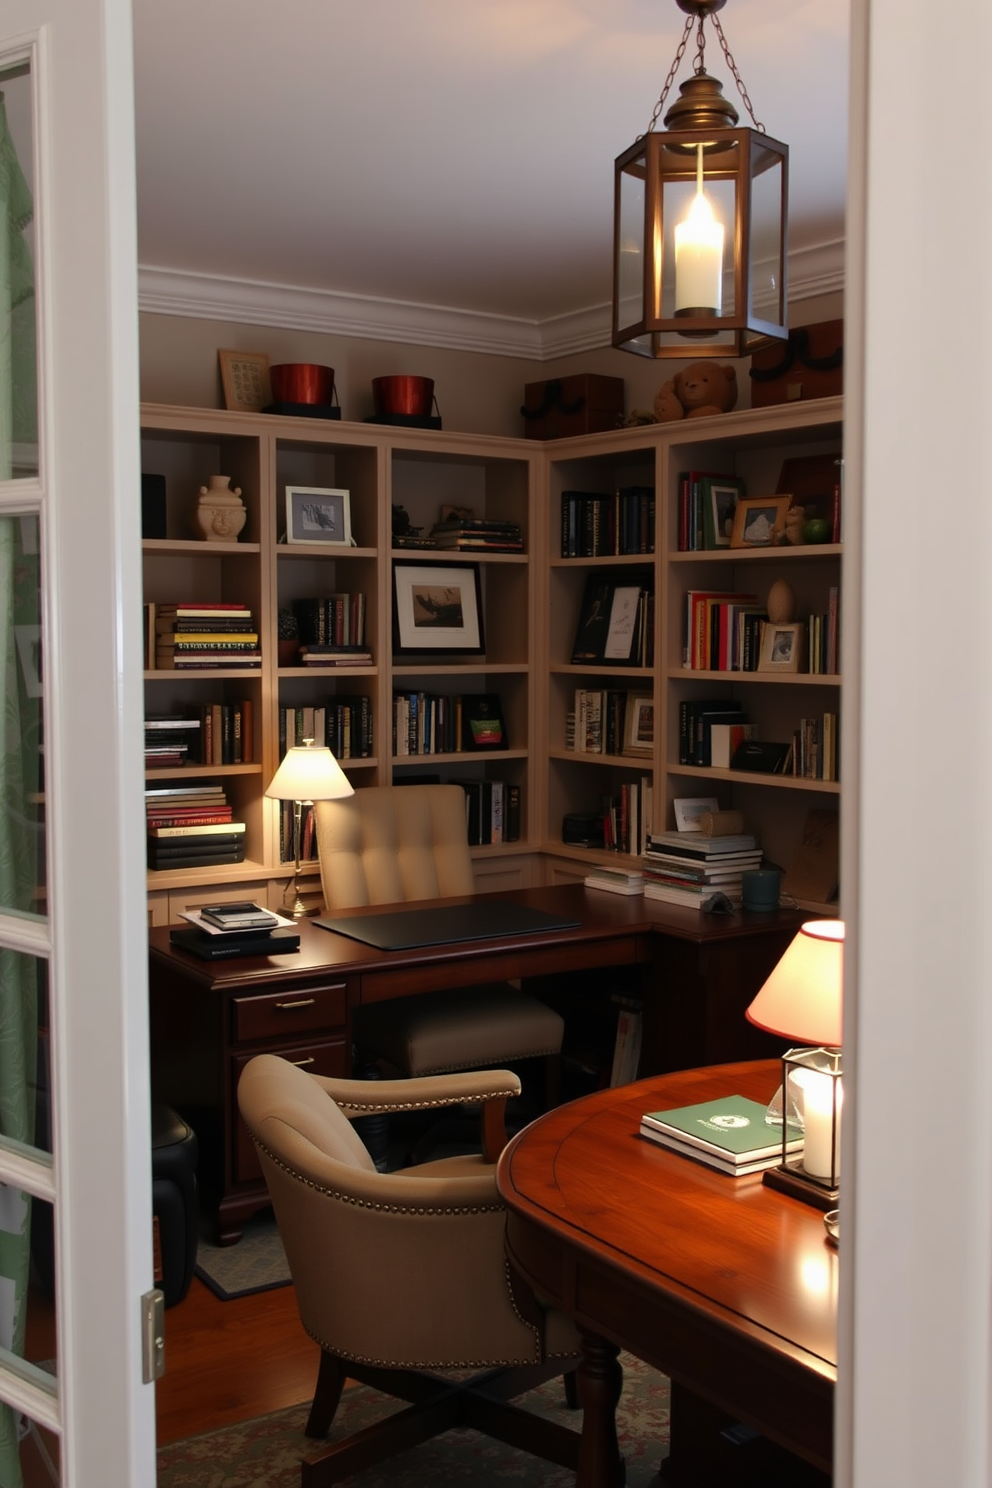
795;1067;842;1181
674;145;723;314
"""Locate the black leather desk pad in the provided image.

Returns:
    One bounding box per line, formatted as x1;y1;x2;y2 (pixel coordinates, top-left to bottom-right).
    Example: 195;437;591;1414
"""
314;901;581;951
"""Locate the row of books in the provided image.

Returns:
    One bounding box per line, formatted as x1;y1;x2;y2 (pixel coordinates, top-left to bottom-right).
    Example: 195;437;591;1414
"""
279;699;373;759
145;703;255;768
806;593;841;674
147;603;261;670
678;698;749;767
790;713;839;782
429;517;523;553
642;828;762;909
292;593;366;647
146;781;247;870
393;692;506;756
461;779;521;845
566;689;649;758
676;471;745;552
681;588;841;674
560;487;655;558
600;777;653;856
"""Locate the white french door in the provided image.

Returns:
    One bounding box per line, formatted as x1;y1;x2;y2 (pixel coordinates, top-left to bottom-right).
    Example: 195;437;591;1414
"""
0;1;153;1484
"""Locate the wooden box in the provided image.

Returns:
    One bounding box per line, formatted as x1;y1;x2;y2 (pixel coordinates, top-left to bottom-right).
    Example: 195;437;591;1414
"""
521;375;624;440
749;320;843;407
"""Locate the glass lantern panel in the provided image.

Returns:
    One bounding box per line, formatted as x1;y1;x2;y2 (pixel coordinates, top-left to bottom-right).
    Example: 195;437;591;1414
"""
660;172;737;323
748;142;786;326
615;155;646;332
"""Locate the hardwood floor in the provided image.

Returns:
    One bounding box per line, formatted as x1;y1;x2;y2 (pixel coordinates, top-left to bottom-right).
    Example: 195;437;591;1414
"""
156;1275;318;1445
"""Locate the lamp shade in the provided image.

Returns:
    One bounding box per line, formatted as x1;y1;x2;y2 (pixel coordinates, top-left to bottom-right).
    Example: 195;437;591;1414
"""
264;745;355;803
746;919;843;1047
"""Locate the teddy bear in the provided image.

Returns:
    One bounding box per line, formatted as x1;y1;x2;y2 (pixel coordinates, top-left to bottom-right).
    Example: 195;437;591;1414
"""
653;360;739;422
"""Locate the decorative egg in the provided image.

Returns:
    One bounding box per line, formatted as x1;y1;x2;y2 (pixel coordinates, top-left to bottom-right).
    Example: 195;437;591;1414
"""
766;578;796;625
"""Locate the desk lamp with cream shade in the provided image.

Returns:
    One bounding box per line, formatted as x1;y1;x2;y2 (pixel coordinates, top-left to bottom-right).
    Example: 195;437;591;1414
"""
746;919;844;1211
265;740;354;917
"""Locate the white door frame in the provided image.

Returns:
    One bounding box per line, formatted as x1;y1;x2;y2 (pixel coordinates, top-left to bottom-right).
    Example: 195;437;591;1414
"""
0;1;154;1482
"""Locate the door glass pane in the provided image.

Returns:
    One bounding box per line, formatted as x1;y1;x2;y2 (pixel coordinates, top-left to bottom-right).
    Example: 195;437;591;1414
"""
0;514;44;918
0;60;37;482
0;1186;57;1480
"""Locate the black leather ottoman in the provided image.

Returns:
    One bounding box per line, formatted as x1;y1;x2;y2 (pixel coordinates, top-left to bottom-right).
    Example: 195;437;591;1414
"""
152;1102;198;1308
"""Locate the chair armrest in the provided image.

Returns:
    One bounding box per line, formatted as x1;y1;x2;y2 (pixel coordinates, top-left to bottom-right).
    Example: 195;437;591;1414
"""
312;1068;521;1116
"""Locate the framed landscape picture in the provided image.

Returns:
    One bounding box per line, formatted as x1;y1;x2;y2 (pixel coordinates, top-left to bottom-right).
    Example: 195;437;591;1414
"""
392;561;485;656
285;486;353;546
730;495;791;549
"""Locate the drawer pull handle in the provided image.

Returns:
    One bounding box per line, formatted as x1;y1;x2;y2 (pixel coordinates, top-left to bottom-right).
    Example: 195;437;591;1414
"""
275;998;317;1010
290;1057;316;1068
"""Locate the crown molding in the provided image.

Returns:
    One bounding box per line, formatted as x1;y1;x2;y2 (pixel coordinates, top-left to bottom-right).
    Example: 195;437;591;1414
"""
138;236;845;363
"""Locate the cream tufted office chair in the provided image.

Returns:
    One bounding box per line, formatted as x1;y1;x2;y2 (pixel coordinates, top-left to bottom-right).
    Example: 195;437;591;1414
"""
237;1054;581;1485
313;785;564;1160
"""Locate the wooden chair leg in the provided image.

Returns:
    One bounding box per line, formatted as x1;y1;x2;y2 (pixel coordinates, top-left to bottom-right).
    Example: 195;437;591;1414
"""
305;1348;346;1439
564;1367;580;1409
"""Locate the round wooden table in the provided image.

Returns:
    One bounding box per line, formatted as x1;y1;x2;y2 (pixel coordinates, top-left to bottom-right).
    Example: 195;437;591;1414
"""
496;1061;836;1487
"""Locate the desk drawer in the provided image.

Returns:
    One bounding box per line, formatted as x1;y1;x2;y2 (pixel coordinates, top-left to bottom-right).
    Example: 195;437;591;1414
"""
232;981;349;1044
233;1038;348;1182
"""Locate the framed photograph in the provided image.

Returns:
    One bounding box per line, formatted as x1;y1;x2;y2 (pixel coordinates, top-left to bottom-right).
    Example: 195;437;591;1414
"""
730;495;792;549
392;561;485;657
673;796;720;833
218;349;271;413
699;476;745;550
758;620;806;673
623;693;655;757
285;486;353;546
460;693;508;751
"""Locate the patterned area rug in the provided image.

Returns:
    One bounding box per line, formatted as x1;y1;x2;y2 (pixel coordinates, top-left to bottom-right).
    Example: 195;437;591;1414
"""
194;1209;291;1300
157;1352;670;1487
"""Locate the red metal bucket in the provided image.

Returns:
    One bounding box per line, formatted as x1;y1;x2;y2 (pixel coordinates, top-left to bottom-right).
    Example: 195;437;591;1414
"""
372;375;434;417
270;363;335;405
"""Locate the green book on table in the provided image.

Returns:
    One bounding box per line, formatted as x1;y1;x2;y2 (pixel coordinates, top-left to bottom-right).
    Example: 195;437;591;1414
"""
639;1094;802;1174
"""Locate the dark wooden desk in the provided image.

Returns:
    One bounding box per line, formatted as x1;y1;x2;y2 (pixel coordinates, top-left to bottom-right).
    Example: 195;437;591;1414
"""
148;885;807;1241
497;1061;836;1488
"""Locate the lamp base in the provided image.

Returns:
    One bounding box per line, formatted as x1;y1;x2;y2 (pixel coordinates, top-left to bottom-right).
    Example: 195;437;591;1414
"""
763;1161;838;1212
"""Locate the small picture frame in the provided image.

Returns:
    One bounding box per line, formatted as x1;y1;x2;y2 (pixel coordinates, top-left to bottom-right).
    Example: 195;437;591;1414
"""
730;495;792;549
285;486;353;546
460;693;508;751
623;693;655;757
673;796;720;833
758;620;806;673
699;476;745;550
393;561;485;657
218;349;272;413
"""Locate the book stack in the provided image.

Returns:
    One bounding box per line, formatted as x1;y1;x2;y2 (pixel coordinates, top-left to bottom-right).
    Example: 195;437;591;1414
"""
298;644;373;667
639;1094;802;1176
144;716;201;768
145;781;246;869
642;829;762;908
292;593;366;648
172;902;301;960
584;868;644;897
150;603;260;669
429;517;523;553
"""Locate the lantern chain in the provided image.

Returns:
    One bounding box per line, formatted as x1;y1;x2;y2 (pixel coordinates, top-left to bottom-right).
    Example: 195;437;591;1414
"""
710;13;765;132
646;13;694;133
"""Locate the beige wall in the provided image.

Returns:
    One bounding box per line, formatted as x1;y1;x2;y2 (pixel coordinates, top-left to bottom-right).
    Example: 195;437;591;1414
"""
138;289;843;437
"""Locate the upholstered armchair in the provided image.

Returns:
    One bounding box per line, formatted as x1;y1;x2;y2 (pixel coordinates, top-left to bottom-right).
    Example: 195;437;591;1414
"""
237;1054;581;1484
313;785;564;1143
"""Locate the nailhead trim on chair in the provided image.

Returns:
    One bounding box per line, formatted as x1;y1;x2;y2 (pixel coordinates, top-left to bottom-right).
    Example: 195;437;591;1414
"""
252;1140;506;1218
331;1086;520;1117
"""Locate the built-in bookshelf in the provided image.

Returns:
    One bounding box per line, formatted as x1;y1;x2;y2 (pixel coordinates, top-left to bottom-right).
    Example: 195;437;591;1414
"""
141;396;843;922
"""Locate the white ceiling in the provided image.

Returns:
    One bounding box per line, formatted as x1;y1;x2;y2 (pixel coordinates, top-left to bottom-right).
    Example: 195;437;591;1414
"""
132;0;850;357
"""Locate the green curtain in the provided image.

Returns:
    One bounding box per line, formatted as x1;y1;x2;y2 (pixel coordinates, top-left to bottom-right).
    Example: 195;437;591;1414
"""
0;88;40;1488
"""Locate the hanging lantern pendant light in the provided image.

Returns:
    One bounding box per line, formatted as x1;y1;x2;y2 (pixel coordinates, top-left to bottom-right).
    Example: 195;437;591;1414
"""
612;0;789;359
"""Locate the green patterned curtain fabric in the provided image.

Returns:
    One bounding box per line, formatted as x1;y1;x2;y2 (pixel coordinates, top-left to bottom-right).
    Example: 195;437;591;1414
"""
0;87;40;1488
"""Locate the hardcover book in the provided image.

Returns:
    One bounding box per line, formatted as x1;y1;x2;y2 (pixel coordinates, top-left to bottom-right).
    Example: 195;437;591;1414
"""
639;1094;802;1171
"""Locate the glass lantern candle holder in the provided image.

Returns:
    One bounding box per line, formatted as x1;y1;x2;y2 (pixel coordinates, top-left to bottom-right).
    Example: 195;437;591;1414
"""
764;1045;842;1211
